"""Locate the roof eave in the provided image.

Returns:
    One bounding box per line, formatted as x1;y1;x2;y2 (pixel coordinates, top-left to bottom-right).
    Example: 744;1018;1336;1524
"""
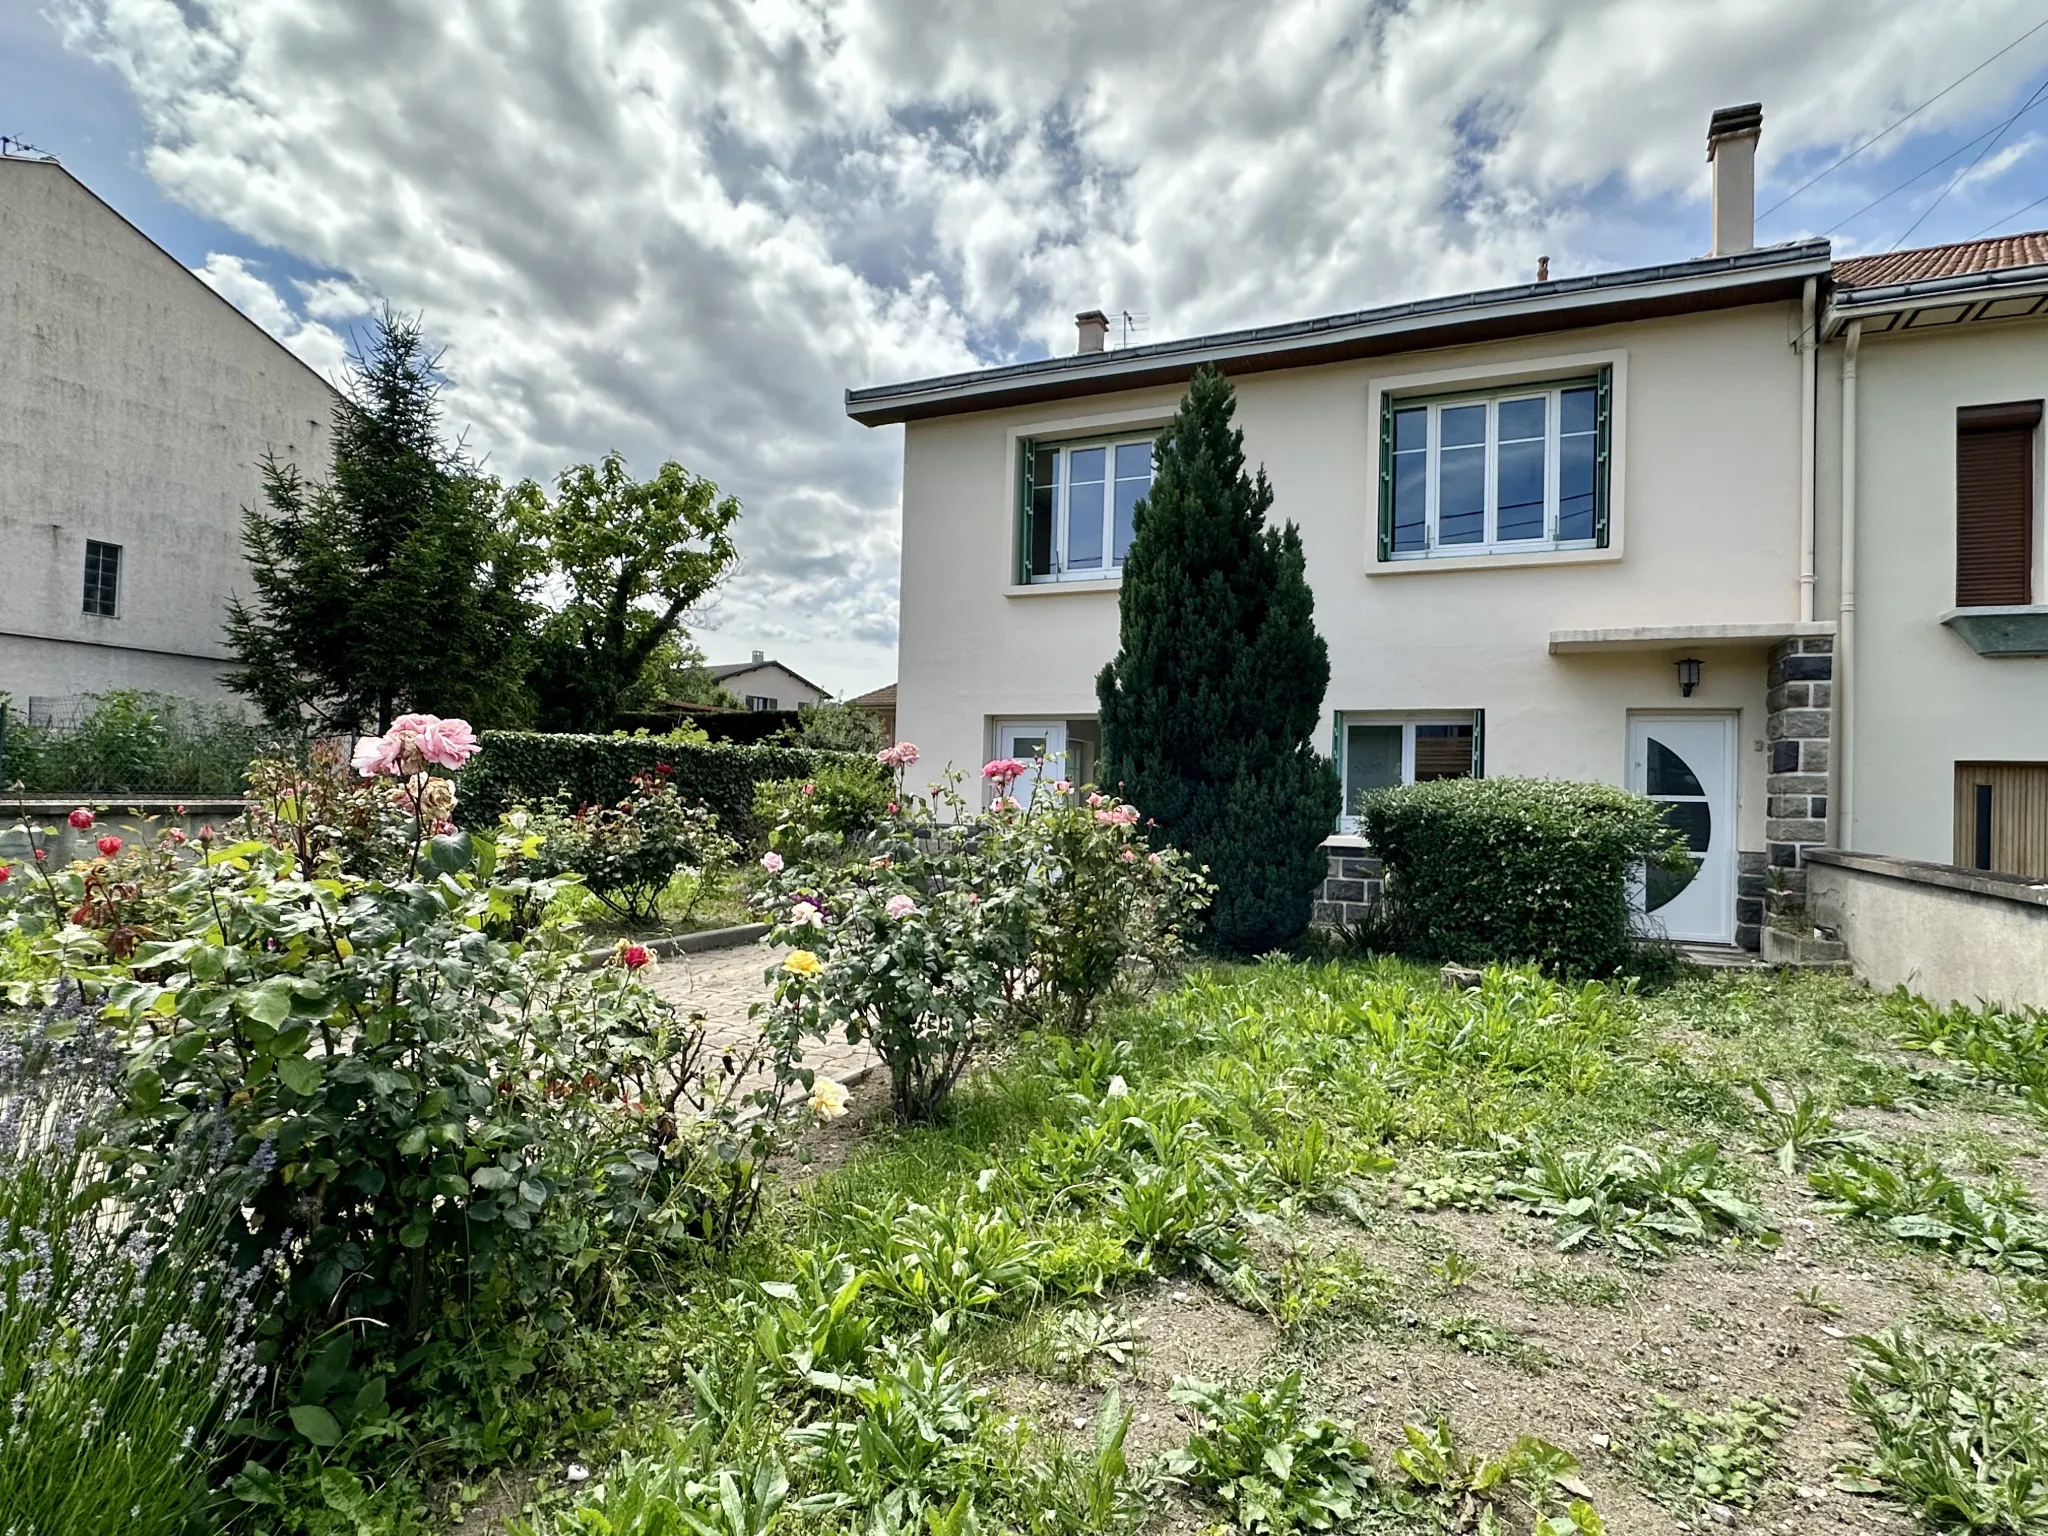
845;242;1831;427
1824;262;2048;335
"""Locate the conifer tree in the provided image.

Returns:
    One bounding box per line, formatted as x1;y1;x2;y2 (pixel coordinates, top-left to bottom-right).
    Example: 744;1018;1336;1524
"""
226;312;533;734
1097;366;1340;951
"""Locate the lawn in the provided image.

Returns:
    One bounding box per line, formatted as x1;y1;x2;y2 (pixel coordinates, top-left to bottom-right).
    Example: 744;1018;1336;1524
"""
447;957;2048;1535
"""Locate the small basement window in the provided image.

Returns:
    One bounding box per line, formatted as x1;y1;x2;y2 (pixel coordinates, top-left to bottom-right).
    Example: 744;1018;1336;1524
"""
1336;712;1483;832
1019;436;1155;583
1379;371;1610;559
82;539;121;617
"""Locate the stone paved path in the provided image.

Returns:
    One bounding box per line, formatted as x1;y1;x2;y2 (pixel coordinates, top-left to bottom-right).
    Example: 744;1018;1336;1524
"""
644;938;879;1093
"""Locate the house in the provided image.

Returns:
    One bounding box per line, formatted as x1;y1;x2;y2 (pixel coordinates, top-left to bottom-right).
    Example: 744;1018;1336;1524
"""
847;682;897;742
0;153;340;717
709;651;831;712
848;103;2048;953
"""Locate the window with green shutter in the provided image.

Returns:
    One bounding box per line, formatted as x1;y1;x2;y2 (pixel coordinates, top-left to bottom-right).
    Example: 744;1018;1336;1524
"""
1376;367;1612;560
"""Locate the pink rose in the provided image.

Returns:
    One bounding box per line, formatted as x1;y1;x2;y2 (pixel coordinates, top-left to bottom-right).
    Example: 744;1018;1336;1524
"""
96;835;123;858
198;825;215;842
981;758;1027;786
1121;848;1136;862
885;893;918;919
0;865;10;883
877;742;920;768
761;851;784;873
67;808;94;830
351;734;400;777
168;828;188;845
1053;780;1071;794
417;717;479;770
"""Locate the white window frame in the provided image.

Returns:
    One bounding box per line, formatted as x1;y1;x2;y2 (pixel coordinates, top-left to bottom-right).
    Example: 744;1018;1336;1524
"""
1026;435;1156;584
1388;381;1600;559
1336;712;1476;833
743;694;779;712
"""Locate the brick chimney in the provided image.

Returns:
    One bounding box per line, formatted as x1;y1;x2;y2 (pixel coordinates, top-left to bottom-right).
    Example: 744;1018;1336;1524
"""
1075;309;1109;354
1707;102;1762;257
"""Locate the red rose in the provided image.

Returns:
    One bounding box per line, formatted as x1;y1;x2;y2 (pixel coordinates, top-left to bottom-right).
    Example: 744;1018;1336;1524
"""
620;943;652;971
0;865;9;883
168;828;188;845
33;849;47;863
67;808;94;830
198;825;215;842
173;804;187;816
97;835;123;858
655;763;673;775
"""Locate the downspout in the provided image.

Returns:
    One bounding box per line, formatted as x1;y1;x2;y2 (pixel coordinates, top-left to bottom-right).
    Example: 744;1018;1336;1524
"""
1798;278;1817;622
1836;320;1863;850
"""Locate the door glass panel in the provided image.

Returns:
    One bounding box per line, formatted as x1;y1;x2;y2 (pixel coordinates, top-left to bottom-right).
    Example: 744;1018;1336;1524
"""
1647;738;1704;797
1644;858;1700;912
1495;396;1546;542
1392;408;1428;552
1008;735;1048;760
1438;405;1486;545
1659;799;1712;853
1413;723;1474;781
1344;725;1402;817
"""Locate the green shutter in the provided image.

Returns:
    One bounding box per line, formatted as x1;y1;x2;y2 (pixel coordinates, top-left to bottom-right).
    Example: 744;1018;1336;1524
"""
1470;709;1485;778
1017;439;1035;584
1376;392;1394;561
1593;366;1613;549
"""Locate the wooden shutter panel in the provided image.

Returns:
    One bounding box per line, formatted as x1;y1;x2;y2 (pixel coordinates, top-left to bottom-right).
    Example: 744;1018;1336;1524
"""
1956;402;2039;608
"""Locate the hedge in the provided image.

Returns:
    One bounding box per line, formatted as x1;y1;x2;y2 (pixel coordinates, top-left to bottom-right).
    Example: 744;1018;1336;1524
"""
1362;776;1686;976
459;731;879;843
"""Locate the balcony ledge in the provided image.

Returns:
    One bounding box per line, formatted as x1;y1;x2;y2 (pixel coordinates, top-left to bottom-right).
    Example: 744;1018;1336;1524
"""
1548;620;1835;655
1941;605;2048;657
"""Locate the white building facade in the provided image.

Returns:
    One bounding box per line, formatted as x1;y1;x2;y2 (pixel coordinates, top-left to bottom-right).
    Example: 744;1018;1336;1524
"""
0;156;339;717
851;107;2048;951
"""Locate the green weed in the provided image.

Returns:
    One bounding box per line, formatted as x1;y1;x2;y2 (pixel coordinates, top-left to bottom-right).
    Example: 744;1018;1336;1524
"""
1809;1146;2048;1271
1501;1137;1773;1259
1747;1080;1870;1172
1392;1419;1604;1533
1513;1265;1630;1309
1163;1372;1377;1533
1432;1313;1550;1370
1626;1394;1795;1512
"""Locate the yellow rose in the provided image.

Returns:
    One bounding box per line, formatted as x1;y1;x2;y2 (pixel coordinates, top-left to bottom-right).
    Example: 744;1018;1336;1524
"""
783;950;822;976
808;1078;850;1121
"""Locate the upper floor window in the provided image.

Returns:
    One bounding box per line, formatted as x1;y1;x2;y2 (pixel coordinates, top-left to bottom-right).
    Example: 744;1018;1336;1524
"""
1956;400;2040;608
1379;371;1610;559
82;540;121;617
1020;436;1155;583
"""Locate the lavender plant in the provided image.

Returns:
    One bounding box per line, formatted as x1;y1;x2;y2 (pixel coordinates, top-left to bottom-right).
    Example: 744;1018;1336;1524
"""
0;995;270;1536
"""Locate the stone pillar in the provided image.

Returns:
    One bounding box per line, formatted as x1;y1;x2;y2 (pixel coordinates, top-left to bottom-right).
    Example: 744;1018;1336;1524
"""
1314;841;1383;927
1764;635;1835;928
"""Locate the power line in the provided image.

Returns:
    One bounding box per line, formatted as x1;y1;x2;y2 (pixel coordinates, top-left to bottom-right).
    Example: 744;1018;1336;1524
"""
1818;95;2048;235
1965;188;2048;238
1758;13;2048;222
1891;72;2048;248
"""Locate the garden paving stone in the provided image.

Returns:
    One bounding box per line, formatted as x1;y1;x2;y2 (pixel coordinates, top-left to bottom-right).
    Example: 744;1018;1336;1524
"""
643;938;879;1096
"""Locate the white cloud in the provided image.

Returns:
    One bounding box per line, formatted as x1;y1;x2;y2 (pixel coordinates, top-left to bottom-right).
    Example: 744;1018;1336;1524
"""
190;251;351;377
51;0;2048;694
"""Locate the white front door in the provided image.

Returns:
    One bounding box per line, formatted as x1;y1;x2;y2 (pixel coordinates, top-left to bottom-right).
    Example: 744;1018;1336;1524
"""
994;720;1068;806
1628;714;1738;944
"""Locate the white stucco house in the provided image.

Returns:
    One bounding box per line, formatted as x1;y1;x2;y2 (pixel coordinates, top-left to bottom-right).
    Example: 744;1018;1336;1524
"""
0;153;340;720
708;652;832;712
848;104;2048;954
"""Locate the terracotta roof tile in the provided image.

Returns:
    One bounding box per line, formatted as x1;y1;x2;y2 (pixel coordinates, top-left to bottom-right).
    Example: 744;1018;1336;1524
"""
848;682;896;708
1834;230;2048;289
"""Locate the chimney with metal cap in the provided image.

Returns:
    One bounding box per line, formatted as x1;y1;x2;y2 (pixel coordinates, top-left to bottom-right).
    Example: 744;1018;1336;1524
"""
752;649;764;664
1706;102;1762;257
1075;309;1109;354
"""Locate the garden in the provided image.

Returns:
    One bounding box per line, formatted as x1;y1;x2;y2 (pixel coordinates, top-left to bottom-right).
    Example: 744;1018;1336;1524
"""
5;707;2048;1536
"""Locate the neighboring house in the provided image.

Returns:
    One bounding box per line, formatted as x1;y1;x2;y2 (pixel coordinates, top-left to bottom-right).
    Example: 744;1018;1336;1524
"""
0;154;340;716
848;104;2048;952
709;651;831;712
847;681;897;742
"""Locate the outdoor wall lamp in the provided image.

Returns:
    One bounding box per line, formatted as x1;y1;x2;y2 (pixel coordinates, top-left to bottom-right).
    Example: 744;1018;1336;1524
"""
1677;657;1703;697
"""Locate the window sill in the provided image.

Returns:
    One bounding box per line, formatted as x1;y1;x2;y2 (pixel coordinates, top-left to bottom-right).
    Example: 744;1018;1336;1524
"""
1369;545;1620;576
1005;578;1122;598
1942;605;2048;656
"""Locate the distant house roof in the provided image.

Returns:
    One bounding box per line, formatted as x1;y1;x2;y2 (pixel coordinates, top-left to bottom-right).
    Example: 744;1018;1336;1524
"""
1834;230;2048;290
847;683;896;711
708;658;833;697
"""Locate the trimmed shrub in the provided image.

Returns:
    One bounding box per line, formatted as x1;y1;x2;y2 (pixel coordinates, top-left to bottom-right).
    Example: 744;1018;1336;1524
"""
1363;777;1685;976
755;759;895;843
460;731;877;841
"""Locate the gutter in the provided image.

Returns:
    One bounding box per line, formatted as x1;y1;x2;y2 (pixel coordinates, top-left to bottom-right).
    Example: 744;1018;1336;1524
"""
848;241;1833;425
1799;277;1817;623
1823;261;2048;334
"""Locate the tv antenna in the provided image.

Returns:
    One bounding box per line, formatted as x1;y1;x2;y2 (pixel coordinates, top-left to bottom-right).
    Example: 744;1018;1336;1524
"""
0;137;54;160
1117;309;1149;348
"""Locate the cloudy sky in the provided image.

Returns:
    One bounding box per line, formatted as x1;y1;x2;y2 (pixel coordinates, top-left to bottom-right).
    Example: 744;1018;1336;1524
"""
7;1;2048;697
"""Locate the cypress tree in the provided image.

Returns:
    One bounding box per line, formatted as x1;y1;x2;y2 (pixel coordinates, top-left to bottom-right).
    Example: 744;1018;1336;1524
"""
1097;366;1340;952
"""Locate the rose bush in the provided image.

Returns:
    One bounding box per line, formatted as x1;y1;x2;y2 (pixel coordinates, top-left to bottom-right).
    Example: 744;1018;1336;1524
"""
524;766;737;924
0;716;801;1451
751;744;1210;1121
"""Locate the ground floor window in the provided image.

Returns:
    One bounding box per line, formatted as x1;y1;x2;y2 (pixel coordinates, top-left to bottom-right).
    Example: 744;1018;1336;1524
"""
1955;761;2048;877
1335;712;1481;832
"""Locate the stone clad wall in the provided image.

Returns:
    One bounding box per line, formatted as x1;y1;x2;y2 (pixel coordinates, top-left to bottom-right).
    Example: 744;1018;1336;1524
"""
1764;634;1836;932
1313;841;1382;927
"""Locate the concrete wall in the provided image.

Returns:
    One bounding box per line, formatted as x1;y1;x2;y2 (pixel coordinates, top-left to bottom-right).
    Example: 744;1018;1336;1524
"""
0;159;339;708
895;302;1807;858
1815;316;2048;864
0;797;245;866
1808;849;2048;1010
